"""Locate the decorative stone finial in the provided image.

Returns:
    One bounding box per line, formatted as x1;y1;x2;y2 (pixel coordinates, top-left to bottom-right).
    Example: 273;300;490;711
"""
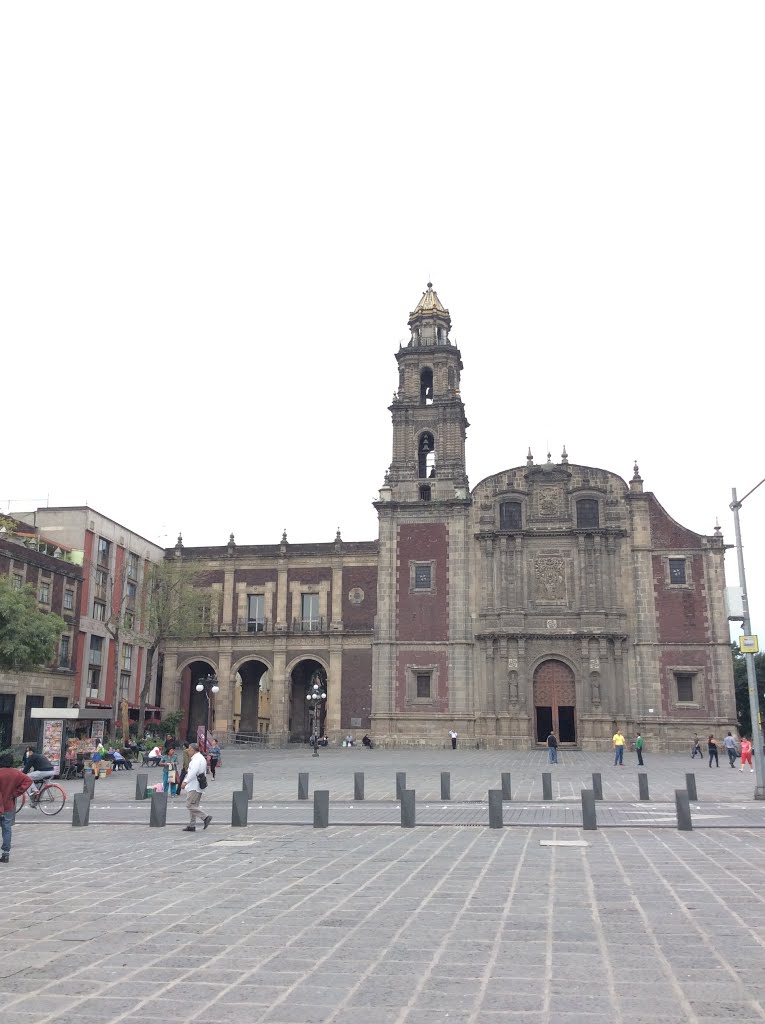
632;461;641;480
335;527;342;542
229;533;235;545
227;532;236;557
561;445;568;465
629;461;644;494
714;518;722;536
526;447;534;467
175;533;183;547
546;451;552;465
427;281;433;289
281;529;287;544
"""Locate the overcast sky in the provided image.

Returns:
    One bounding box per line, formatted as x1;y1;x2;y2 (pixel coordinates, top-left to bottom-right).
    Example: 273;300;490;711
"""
2;3;763;638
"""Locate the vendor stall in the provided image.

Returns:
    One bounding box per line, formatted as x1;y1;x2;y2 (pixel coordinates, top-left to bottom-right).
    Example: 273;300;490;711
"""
30;706;115;777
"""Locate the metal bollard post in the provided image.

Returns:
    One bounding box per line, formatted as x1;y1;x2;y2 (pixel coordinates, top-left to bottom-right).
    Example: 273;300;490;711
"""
150;791;167;827
581;789;597;830
83;772;96;802
488;789;503;828
135;773;149;800
441;771;451;800
638;773;650;801
685;773;698;802
242;772;254;799
501;772;512;800
542;772;553;801
592;772;603;801
232;790;248;827
298;772;309;800
72;792;90;827
354;772;365;801
396;772;407;800
675;789;693;831
400;789;415;827
313;789;329;828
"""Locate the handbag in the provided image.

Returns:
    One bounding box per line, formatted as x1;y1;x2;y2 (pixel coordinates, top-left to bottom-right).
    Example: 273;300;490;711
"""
167;770;177;783
197;772;208;790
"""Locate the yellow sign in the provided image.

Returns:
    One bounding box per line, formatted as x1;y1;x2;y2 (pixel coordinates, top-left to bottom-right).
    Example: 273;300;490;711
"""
740;635;759;654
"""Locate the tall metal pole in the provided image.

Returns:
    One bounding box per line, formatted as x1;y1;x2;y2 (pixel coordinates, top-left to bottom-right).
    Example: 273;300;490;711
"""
730;486;765;800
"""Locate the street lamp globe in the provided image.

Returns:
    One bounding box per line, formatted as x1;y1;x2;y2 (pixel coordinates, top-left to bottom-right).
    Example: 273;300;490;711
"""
195;683;204;693
211;684;220;694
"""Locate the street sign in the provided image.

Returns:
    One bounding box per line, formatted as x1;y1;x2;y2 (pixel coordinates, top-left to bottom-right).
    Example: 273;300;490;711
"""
740;635;759;654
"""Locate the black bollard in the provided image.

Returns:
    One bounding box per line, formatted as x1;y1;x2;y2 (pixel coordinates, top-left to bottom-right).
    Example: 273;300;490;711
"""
298;772;309;800
242;772;254;799
675;789;693;831
354;772;365;801
685;773;698;802
150;791;167;828
441;771;451;800
501;772;512;800
396;771;407;800
232;790;248;827
581;789;597;830
135;773;149;800
72;792;90;827
638;773;650;801
592;772;603;801
313;790;329;828
83;772;95;802
400;789;415;828
542;772;553;801
488;789;503;828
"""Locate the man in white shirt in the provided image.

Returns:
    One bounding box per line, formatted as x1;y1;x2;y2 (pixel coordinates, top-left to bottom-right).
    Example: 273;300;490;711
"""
180;743;211;832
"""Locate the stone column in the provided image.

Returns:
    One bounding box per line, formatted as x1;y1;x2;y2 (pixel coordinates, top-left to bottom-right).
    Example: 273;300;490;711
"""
327;642;343;737
215;649;232;735
163;652;179;712
331;564;343;631
270;643;289;743
276;566;288;631
222;569;235;631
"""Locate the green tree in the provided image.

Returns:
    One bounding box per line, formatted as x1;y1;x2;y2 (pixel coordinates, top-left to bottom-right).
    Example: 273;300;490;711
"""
136;561;212;735
731;642;765;736
0;577;65;670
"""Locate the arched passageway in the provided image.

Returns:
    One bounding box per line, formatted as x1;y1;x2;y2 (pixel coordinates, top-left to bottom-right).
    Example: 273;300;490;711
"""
234;660;271;736
289;659;327;742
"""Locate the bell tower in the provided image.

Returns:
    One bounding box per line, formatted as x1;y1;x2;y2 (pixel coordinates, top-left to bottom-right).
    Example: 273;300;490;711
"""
381;283;469;503
373;284;473;744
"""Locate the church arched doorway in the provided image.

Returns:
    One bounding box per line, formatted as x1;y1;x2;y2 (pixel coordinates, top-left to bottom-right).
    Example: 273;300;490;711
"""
234;659;271;737
533;660;576;744
184;659;218;742
289;659;328;743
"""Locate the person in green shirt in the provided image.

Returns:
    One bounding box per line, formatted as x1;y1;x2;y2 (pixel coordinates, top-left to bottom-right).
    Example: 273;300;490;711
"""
635;732;644;766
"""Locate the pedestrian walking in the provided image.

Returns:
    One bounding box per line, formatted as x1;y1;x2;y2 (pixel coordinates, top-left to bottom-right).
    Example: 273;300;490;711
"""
180;743;211;832
547;731;558;764
612;728;625;766
722;732;738;768
208;739;221;779
740;736;754;773
708;734;719;767
691;736;703;759
0;753;32;864
448;729;458;750
635;732;644;766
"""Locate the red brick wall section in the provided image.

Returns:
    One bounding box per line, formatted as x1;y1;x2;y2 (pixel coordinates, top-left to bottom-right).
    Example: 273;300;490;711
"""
652;553;709;643
342;566;377;630
395;649;450;714
397;523;448;643
234;569;277;586
648;495;702;548
659;649;712;716
341;649;372;728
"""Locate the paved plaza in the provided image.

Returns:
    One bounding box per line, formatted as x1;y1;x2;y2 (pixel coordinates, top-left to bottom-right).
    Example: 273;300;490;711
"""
2;748;765;1023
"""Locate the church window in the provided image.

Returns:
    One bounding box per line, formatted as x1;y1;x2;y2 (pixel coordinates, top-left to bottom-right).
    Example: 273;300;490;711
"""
420;368;434;405
418;432;436;479
419;485;431;501
576;499;599;529
674;672;695;703
499;501;522;530
447;367;455;391
413;564;432;590
669;558;687;585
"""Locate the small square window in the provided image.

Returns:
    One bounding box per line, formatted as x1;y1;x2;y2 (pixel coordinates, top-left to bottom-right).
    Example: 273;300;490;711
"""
93;600;106;621
675;672;694;703
13;573;23;589
416;673;431;699
499;501;522;530
414;564;432;590
669;558;687;585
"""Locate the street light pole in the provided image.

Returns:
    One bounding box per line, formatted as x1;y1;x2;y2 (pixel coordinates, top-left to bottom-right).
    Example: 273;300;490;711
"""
730;482;765;800
195;674;220;754
306;677;327;757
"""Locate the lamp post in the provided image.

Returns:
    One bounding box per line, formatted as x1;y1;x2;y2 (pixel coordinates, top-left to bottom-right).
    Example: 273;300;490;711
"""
730;480;765;800
195;674;220;753
306;677;327;757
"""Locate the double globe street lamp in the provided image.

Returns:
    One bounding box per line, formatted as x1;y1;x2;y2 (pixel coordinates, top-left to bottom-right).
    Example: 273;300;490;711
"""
306;678;327;757
195;673;220;753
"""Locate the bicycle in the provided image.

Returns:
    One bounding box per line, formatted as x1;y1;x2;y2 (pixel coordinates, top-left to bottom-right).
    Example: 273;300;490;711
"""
15;780;67;816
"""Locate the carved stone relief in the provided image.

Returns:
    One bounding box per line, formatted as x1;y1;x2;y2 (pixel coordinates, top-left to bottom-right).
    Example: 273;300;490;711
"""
534;556;566;603
536;485;563;518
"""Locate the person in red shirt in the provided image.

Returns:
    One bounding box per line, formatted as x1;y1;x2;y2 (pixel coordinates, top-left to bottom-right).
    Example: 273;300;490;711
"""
0;753;33;863
740;736;754;773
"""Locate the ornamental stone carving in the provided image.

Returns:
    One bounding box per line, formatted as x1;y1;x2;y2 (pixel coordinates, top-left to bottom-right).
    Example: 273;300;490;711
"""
534;557;566;602
537;486;562;518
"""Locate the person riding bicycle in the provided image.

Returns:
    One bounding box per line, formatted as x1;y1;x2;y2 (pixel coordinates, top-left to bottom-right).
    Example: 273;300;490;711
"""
21;747;55;798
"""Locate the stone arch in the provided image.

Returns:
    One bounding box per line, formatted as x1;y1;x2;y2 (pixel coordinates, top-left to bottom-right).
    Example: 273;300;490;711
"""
287;655;329;743
532;658;577;745
232;657;273;737
180;658;220;743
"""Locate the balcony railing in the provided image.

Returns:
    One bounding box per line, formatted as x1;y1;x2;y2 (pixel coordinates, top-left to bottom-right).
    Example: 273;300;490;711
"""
292;618;324;633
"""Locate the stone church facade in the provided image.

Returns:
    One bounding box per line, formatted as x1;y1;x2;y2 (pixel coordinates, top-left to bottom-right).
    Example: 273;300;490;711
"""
163;286;736;750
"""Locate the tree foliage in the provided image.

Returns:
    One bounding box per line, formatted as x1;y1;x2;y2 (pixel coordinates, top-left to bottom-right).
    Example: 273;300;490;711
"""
0;576;65;671
731;643;765;736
